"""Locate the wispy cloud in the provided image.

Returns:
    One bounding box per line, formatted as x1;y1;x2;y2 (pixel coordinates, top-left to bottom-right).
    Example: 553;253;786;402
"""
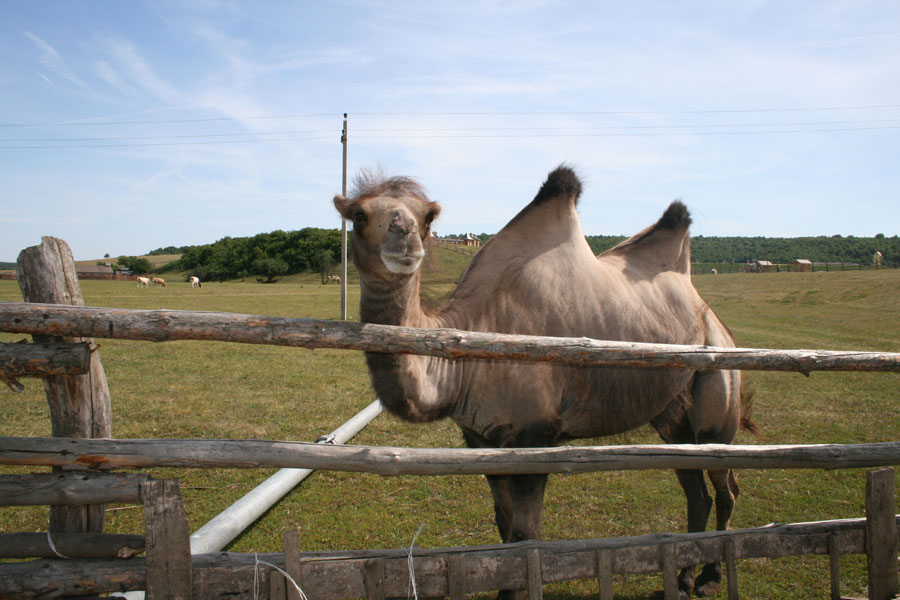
98;36;182;104
94;59;137;95
23;30;92;91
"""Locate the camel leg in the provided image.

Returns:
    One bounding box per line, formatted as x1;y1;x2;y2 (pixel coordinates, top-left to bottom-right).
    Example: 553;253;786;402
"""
485;473;548;600
674;468;714;596
691;468;739;597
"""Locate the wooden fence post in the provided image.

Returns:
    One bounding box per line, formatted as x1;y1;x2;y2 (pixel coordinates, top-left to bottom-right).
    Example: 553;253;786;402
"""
142;479;192;600
16;236;112;533
865;468;898;600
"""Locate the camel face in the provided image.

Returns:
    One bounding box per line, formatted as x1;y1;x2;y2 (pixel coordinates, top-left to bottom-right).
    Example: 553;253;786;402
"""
334;187;439;278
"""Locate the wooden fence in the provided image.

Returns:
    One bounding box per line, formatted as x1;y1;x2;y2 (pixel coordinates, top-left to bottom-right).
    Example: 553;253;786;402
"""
1;236;898;600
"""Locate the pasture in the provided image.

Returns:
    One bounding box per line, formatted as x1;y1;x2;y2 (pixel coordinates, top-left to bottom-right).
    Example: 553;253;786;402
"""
1;267;898;599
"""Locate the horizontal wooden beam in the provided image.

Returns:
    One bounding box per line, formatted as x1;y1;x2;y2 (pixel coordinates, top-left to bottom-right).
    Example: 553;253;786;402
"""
0;341;91;378
2;302;899;373
0;472;148;506
2;436;899;474
0;532;145;559
1;517;896;599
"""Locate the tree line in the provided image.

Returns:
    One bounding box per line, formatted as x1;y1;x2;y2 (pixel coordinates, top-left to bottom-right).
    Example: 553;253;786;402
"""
584;234;898;266
157;228;341;282
133;229;896;282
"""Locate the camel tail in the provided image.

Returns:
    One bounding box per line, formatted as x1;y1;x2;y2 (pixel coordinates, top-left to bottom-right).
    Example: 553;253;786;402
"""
739;388;758;435
532;164;582;207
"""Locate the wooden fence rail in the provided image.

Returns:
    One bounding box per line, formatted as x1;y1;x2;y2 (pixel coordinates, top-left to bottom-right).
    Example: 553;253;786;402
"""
3;436;900;475
1;516;897;600
2;302;900;373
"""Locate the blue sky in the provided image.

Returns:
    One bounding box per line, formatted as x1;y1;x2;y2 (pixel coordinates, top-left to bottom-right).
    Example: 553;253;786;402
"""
2;1;899;261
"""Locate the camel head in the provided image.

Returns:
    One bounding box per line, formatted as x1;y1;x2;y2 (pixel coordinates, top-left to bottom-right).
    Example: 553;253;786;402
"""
334;174;441;278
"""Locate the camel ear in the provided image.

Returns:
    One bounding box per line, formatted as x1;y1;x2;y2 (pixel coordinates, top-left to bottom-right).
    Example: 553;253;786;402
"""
425;202;441;226
333;195;353;220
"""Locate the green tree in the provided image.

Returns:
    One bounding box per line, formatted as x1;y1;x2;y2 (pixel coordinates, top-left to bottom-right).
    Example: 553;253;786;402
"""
251;257;289;283
117;256;153;274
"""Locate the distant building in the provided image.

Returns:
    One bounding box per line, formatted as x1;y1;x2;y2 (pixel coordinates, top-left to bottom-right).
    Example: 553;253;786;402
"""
793;259;813;272
76;264;115;280
752;260;773;273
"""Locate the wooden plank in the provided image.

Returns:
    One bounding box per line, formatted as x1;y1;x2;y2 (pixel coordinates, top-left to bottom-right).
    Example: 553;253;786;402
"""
3;436;900;475
268;566;286;600
829;531;841;600
15;237;112;534
659;542;678;600
0;472;147;506
865;468;898;600
0;341;91;378
526;547;543;600
1;518;895;600
3;301;900;374
363;559;385;600
595;548;614;600
284;530;304;600
0;532;144;559
725;537;739;600
447;552;468;600
142;479;192;600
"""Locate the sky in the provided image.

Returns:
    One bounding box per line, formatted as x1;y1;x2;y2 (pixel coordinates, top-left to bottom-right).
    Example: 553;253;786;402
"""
2;1;899;262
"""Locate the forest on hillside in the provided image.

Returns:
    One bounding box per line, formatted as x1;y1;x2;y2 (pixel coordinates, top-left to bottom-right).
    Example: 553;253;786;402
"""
144;229;898;281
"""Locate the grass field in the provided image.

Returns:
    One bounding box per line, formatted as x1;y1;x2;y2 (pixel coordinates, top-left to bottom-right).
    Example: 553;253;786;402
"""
1;266;898;599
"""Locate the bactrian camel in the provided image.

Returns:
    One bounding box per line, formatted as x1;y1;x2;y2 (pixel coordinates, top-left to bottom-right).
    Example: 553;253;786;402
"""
334;166;754;598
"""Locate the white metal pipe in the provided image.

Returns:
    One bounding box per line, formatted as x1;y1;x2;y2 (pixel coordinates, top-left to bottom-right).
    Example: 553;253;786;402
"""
118;400;383;600
189;399;383;554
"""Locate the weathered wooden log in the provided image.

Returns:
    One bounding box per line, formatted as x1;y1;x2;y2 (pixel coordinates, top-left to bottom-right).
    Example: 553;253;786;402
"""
15;237;112;534
0;472;148;506
142;479;192;599
1;517;895;600
2;302;900;373
0;341;91;378
0;532;145;559
865;468;898;600
2;436;899;474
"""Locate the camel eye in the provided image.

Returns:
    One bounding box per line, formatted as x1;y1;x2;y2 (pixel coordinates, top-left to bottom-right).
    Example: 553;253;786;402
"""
352;210;367;226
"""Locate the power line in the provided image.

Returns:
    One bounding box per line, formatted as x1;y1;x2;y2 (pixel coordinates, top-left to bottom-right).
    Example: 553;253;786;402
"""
2;104;899;128
2;124;898;149
5;118;899;143
0;112;341;128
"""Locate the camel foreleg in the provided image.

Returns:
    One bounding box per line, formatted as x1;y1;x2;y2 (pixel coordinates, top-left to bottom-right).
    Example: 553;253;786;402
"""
485;473;547;600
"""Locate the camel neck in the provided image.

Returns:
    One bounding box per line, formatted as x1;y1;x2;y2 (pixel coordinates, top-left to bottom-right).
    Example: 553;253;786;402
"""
358;272;429;328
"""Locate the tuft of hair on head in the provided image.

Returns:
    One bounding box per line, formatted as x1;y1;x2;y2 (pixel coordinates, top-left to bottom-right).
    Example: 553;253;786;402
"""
656;200;692;231
350;167;430;203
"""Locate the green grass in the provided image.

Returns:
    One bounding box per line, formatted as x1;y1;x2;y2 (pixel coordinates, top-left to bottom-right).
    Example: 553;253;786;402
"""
1;268;899;599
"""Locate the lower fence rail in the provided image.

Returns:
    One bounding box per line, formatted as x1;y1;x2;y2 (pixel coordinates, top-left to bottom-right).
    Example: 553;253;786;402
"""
1;516;897;600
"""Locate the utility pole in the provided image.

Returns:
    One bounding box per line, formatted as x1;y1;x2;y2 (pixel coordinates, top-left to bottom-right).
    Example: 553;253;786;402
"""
340;113;349;320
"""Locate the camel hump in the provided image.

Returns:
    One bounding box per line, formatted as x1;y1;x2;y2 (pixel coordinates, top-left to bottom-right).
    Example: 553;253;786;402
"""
601;200;693;273
532;165;582;207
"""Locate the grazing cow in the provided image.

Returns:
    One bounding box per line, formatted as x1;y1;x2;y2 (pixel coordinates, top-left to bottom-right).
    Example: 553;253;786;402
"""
136;276;150;287
190;276;202;288
151;277;166;287
325;275;341;283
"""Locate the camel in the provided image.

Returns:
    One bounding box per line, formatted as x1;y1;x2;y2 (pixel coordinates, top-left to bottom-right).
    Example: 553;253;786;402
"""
334;166;753;598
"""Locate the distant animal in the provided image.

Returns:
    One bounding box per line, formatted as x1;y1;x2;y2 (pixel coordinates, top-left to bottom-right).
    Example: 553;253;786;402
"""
873;251;883;267
710;268;718;275
334;165;754;599
151;277;166;287
325;275;341;283
190;276;202;288
136;276;150;287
